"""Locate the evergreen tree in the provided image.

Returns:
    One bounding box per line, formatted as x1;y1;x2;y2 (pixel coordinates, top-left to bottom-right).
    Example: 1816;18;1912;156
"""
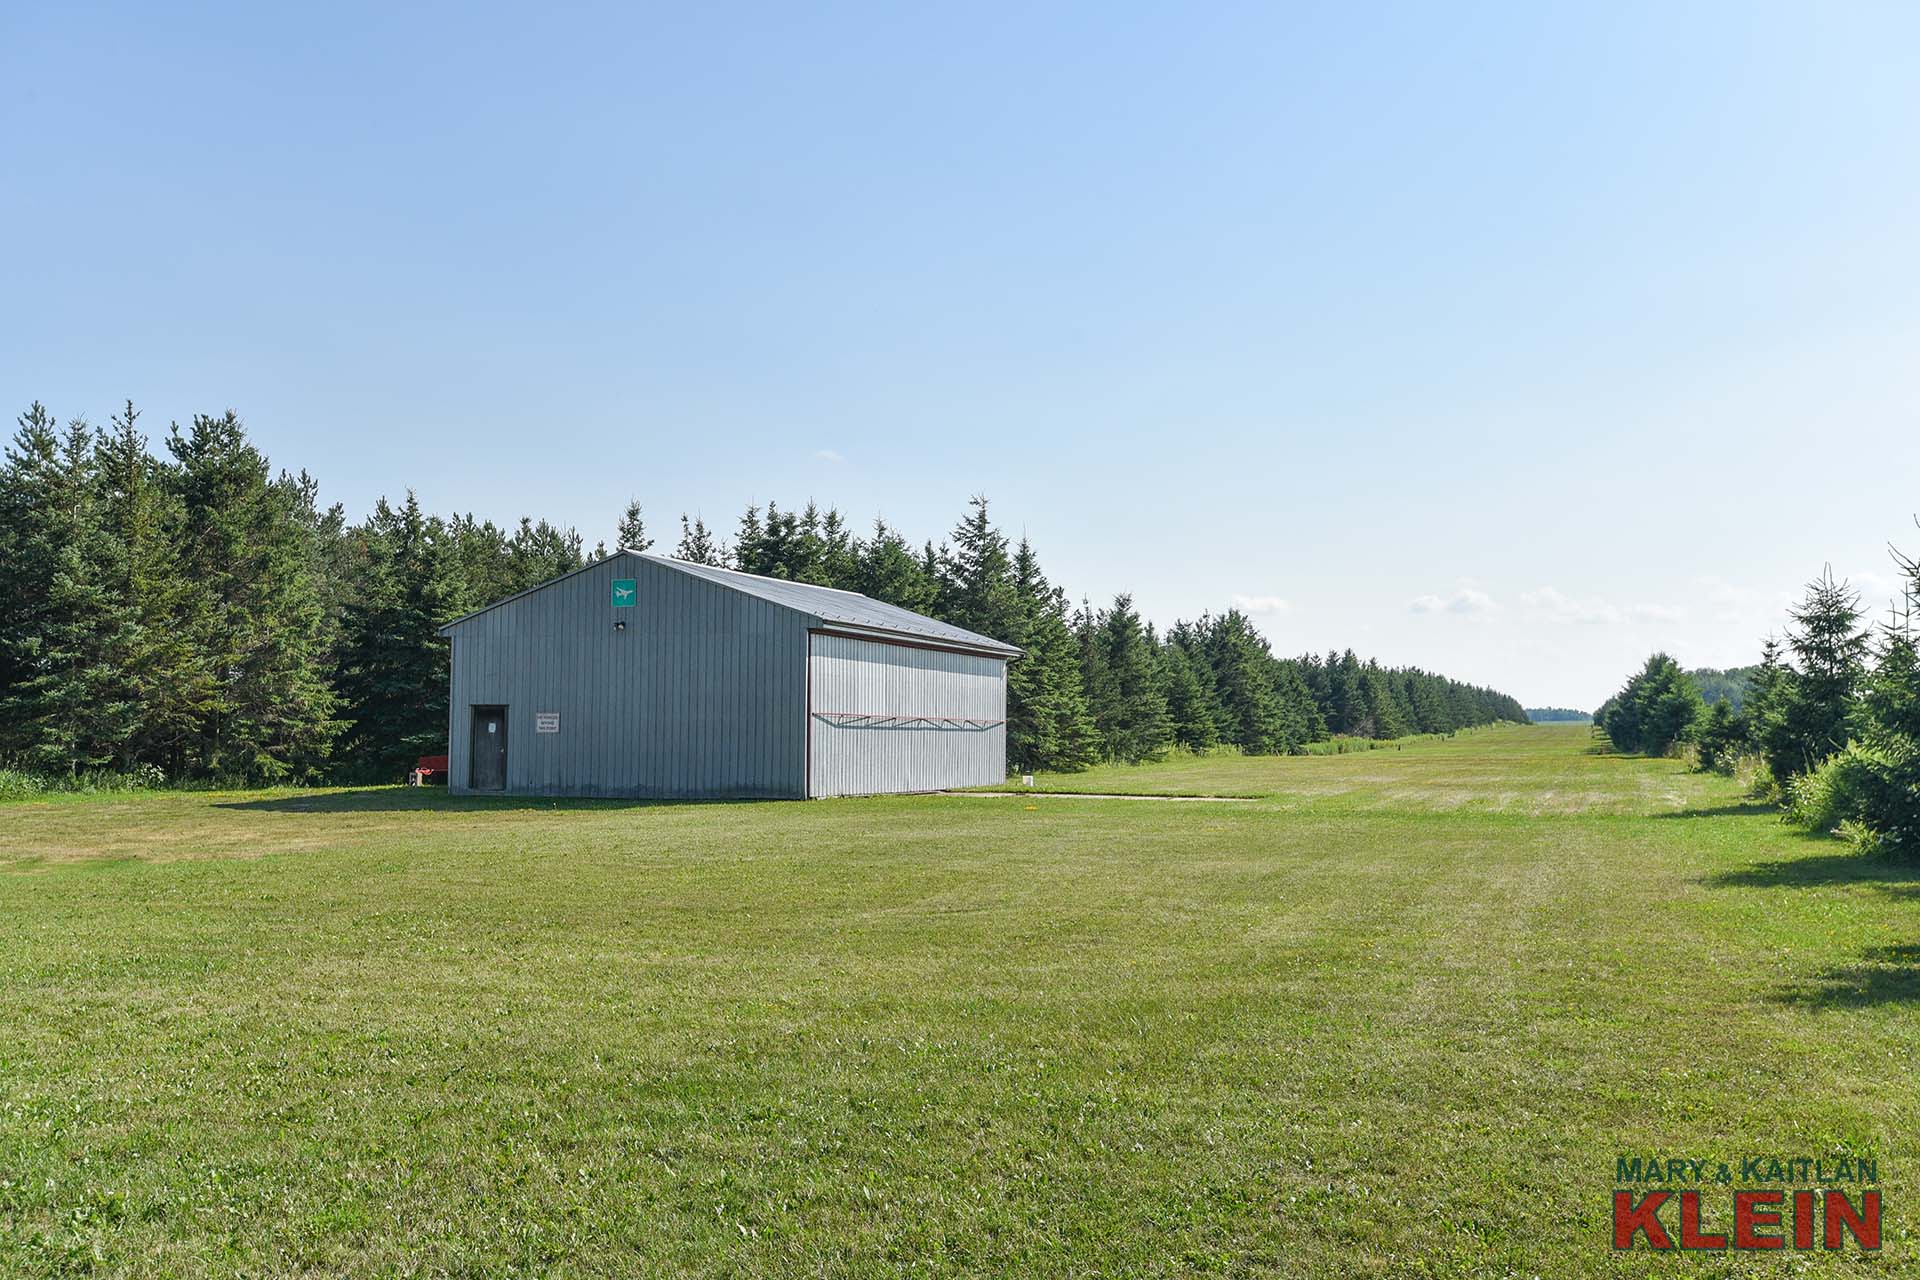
1004;539;1097;772
1596;653;1702;756
167;411;342;780
0;409;137;772
335;493;464;781
1172;620;1234;744
1692;698;1746;772
939;496;1019;643
673;514;727;565
616;499;652;551
1203;610;1289;754
1360;662;1408;739
1741;636;1789;764
1856;595;1920;847
817;506;857;589
1295;651;1331;721
736;501;828;582
1082;600;1193;763
1401;670;1448;733
287;470;355;668
1759;569;1868;780
855;519;938;614
1160;641;1221;752
506;517;583;590
93;401;213;772
446;514;518;607
787;502;830;584
733;504;766;573
0;405;58;711
1269;658;1324;749
1329;650;1368;735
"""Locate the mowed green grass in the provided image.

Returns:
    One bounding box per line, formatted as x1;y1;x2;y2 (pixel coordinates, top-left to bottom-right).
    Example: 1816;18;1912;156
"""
990;724;1691;814
2;725;1916;1277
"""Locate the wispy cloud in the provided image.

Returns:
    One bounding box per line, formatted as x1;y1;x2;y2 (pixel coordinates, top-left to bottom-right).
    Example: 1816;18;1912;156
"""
812;449;844;464
1409;587;1496;615
1520;586;1683;626
1231;593;1291;615
1694;576;1790;625
1520;587;1618;625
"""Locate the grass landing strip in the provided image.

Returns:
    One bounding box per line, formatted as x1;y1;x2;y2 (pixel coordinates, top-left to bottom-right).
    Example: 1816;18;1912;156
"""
2;725;1916;1276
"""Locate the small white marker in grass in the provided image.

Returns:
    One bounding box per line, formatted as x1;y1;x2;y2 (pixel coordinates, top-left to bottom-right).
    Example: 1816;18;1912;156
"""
1022;774;1034;787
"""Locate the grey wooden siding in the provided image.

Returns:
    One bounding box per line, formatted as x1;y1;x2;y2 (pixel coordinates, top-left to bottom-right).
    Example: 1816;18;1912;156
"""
446;553;808;798
807;632;1008;797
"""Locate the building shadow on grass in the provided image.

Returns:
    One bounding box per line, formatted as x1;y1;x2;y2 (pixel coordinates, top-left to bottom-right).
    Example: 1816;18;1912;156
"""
1776;944;1920;1009
1704;851;1920;891
214;788;766;815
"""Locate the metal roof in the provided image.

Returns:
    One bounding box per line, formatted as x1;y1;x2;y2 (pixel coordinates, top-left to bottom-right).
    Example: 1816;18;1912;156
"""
638;554;1021;657
439;549;1021;658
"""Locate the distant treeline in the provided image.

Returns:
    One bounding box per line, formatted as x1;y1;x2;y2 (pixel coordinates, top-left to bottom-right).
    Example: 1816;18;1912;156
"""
1596;551;1920;854
1686;665;1760;711
1534;671;1754;727
0;402;1526;785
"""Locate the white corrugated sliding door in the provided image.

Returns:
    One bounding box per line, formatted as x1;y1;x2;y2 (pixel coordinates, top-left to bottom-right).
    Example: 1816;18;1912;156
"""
807;632;1007;797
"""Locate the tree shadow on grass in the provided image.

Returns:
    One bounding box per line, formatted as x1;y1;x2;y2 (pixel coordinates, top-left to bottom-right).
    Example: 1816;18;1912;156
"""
1777;944;1920;1009
1653;802;1780;820
214;788;778;815
1705;852;1920;890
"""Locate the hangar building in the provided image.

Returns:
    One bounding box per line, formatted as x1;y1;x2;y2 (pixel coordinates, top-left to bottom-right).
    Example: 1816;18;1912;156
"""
439;551;1018;798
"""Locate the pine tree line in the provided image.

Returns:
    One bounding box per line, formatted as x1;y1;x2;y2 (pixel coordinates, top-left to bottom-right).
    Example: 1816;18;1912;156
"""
0;403;1526;785
1596;553;1920;853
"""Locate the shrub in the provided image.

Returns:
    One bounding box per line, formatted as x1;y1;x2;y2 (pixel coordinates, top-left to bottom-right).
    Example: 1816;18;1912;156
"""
0;763;173;802
0;768;51;801
1782;742;1889;835
1834;819;1887;856
1737;754;1776;801
1691;699;1746;773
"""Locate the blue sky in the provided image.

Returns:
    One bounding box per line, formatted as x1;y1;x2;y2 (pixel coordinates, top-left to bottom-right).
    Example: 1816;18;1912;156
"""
5;2;1918;708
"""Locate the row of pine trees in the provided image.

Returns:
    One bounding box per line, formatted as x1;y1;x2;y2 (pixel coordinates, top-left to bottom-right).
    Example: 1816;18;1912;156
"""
0;403;1526;786
1596;555;1920;852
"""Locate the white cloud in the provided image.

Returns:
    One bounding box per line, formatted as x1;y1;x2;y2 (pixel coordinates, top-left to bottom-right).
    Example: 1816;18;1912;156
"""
1409;587;1496;615
1520;587;1683;626
812;449;844;464
1693;576;1793;626
1231;593;1291;615
1520;586;1616;624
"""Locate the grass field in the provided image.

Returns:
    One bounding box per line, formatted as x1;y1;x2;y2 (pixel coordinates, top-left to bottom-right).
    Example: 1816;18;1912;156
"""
3;724;1915;1276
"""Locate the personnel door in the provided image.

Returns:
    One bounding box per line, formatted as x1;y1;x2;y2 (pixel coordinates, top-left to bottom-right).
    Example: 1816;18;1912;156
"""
470;706;508;791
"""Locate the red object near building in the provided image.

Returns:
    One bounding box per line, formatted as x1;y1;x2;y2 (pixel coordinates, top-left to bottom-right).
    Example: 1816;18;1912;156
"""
411;754;449;785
